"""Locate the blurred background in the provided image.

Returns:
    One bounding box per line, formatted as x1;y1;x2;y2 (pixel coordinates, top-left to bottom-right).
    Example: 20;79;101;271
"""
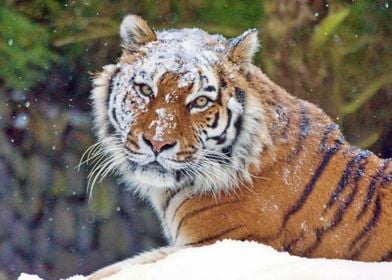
0;0;391;279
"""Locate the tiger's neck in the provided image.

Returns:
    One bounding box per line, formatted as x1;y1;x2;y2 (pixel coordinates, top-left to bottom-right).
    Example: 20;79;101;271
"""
245;66;337;171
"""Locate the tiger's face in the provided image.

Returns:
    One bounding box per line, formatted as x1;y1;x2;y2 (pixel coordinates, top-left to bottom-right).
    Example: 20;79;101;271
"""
91;15;268;194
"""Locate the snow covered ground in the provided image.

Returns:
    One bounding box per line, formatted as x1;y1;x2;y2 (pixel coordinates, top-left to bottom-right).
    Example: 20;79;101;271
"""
19;239;392;280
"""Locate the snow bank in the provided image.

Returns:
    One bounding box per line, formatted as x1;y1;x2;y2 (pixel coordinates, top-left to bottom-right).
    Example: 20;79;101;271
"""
18;274;85;280
18;240;392;280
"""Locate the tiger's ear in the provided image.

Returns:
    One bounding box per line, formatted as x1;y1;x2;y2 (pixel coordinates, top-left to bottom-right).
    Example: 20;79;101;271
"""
228;29;259;64
120;14;157;51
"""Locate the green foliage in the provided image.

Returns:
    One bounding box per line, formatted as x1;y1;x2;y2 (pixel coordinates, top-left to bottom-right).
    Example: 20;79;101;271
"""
0;6;57;90
261;0;392;148
193;0;263;29
309;8;350;51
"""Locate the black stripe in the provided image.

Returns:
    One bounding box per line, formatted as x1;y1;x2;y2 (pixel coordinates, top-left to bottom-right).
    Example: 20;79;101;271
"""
168;158;194;164
304;207;346;255
200;75;209;84
124;145;144;155
106;68;120;134
220;78;227;88
382;172;392;187
288;103;310;160
275;105;290;140
175;170;184;182
356;160;388;220
350;238;371;260
319;123;339;152
203;85;216;92
234;87;246;106
185;225;246;246
206;109;232;144
221;106;244;157
208;112;220;129
218;109;232;144
216;87;222;105
162;194;173;214
284;232;305;252
176;150;197;156
139;70;148;80
292;143;362;256
170;197;192;226
217;99;244;158
327;150;371;208
316;158;368;241
107;67;120;107
381;159;392;187
121;89;129;112
240;233;279;243
127;136;140;149
162;190;180;214
174;199;240;241
204;153;231;164
283;138;343;226
110;107;119;130
349;195;381;258
299;104;310;141
304;191;355;255
231;114;243;148
221;146;233;157
381;250;392;261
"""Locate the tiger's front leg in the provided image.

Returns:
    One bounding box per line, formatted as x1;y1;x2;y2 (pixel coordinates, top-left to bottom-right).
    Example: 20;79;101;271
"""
87;245;187;280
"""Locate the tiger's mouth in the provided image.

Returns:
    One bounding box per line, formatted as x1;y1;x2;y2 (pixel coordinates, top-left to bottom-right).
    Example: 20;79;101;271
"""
140;161;168;174
123;148;240;191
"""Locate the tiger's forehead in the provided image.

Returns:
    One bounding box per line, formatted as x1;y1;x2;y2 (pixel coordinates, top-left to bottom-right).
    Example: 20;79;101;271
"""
118;28;227;89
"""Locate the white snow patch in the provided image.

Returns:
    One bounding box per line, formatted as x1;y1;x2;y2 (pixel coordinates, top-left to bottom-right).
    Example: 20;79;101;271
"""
122;28;226;89
149;108;176;141
164;90;178;103
18;274;43;280
178;72;197;88
282;167;290;185
18;273;85;280
18;240;392;280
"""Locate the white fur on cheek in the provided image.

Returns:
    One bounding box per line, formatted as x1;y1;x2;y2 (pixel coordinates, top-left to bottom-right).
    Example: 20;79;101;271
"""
91;64;118;139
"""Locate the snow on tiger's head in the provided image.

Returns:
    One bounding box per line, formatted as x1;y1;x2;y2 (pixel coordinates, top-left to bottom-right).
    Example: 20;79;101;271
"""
90;15;269;195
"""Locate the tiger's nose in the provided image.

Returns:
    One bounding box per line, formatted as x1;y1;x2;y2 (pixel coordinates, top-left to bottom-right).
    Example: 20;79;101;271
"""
142;134;176;154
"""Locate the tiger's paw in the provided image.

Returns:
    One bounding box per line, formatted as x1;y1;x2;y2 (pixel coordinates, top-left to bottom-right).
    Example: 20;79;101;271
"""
87;246;184;280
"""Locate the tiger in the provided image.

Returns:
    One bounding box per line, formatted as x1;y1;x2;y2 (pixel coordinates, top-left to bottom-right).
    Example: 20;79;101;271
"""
87;14;392;279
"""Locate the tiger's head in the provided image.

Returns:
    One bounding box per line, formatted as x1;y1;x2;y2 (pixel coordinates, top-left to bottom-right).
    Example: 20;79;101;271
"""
91;15;271;195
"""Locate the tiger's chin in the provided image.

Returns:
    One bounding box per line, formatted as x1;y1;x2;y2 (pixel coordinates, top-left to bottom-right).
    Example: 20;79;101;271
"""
131;171;176;189
124;161;183;190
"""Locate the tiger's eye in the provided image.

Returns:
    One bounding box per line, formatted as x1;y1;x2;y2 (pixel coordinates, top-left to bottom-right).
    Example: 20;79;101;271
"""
194;96;209;108
138;84;153;97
